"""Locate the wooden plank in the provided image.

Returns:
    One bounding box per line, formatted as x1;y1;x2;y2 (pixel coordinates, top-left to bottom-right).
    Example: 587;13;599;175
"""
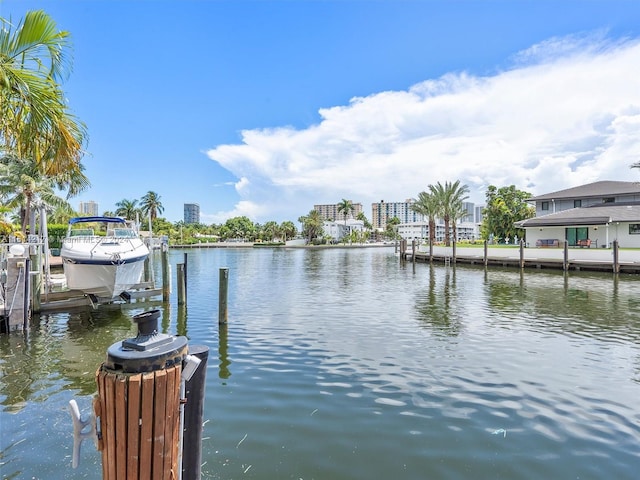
139;372;155;480
115;375;127;480
127;374;142;480
152;369;168;478
95;368;108;480
163;365;181;477
171;365;183;477
103;372;117;480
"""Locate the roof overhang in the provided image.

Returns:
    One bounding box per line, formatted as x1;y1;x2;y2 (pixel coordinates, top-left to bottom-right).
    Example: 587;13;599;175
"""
516;216;612;228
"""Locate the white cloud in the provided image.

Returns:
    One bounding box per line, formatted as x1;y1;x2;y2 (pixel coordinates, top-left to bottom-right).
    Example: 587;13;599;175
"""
207;35;640;222
201;200;267;225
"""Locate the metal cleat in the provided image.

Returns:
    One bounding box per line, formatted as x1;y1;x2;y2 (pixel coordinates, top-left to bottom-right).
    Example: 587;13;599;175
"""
68;399;98;468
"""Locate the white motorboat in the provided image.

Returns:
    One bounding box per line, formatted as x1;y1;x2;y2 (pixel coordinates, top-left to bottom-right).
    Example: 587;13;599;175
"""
61;216;150;298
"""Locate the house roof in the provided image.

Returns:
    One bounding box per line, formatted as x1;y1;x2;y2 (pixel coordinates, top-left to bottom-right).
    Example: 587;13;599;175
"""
527;181;640;201
516;203;640;228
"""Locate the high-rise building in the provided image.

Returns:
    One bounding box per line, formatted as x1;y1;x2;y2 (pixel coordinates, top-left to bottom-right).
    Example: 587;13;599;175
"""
461;202;475;223
184;203;200;224
474;205;485;225
79;201;99;216
371;199;420;230
314;202;363;221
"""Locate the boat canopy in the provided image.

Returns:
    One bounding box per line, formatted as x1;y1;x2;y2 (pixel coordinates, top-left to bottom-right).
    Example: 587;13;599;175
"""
69;216;126;224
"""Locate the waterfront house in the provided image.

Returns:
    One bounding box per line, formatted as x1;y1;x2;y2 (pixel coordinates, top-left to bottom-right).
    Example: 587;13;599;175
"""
517;181;640;248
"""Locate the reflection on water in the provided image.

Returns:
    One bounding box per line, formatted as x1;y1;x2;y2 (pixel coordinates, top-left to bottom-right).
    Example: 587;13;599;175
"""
414;266;463;336
1;248;640;479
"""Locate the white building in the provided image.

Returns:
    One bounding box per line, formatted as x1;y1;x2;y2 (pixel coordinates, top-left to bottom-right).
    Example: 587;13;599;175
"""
323;219;365;242
397;221;479;243
371;199;420;231
79;201;99;216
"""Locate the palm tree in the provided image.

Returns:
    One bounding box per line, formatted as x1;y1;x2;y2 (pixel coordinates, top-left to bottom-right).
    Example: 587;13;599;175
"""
449;199;469;244
299;210;324;243
115;198;140;220
1;10;89;233
337;199;354;225
411;191;440;246
0;155;73;234
140;191;164;222
0;10;88;188
429;180;469;246
280;220;296;242
262;221;279;241
356;211;373;230
386;216;401;240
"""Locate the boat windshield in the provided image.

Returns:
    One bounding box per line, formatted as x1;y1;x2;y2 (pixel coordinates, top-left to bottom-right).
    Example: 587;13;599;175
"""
112;228;137;238
69;228;95;237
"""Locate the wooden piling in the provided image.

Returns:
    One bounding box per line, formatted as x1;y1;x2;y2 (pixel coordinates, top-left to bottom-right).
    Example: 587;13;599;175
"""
613;240;620;273
483;240;488;267
143;256;152;283
412;239;416;266
161;244;170;302
563;240;569;271
219;267;229;325
177;263;186;305
95;365;182;480
519;239;525;269
29;251;42;313
183;252;188;289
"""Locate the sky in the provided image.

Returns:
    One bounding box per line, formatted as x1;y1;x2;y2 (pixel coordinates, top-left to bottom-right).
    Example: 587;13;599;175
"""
2;0;640;224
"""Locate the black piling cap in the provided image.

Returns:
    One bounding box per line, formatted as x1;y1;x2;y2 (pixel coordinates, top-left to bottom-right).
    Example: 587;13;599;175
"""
133;309;160;336
103;309;188;373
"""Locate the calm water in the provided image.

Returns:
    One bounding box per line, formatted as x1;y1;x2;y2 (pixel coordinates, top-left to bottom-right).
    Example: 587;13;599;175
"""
1;247;639;479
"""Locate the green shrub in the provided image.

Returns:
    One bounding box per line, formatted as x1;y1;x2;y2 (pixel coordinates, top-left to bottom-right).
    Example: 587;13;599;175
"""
47;224;67;249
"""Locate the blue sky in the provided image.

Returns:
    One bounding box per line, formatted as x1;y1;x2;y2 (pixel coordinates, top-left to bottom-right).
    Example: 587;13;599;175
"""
2;1;640;224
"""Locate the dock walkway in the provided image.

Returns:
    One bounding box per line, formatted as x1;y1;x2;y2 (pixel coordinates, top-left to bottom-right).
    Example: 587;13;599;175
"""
403;244;640;274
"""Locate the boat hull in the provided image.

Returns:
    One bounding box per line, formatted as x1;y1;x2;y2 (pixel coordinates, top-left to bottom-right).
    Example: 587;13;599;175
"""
62;256;147;297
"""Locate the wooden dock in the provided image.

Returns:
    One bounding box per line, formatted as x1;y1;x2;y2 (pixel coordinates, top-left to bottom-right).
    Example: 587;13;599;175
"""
400;241;640;274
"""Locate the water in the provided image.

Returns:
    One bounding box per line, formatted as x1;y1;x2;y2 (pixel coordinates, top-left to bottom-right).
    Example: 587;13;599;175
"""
1;247;639;479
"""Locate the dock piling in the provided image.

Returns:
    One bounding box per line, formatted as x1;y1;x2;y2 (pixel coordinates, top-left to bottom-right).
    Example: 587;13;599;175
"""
219;267;229;325
177;263;186;305
483;240;488;267
161;244;170;302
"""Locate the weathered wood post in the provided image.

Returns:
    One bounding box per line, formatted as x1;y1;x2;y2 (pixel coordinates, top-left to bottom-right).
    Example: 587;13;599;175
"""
219;267;229;325
519;239;525;269
29;247;42;313
483;240;488;267
177;263;186;305
183;252;188;289
143;255;152;283
412;239;416;265
613;240;620;274
161;244;170;302
429;238;433;263
95;310;188;479
563;240;569;271
452;239;457;264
